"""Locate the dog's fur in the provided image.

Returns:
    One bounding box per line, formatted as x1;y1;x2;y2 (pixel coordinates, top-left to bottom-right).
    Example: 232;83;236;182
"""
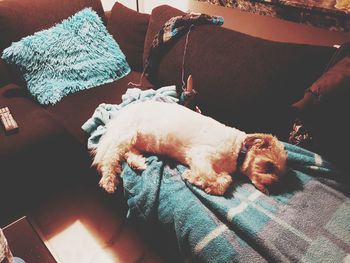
92;101;287;195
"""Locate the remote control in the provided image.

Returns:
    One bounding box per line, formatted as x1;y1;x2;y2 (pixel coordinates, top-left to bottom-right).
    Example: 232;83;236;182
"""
0;107;19;134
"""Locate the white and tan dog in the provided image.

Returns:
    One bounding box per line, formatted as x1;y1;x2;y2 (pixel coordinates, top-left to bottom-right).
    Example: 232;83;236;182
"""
92;101;287;195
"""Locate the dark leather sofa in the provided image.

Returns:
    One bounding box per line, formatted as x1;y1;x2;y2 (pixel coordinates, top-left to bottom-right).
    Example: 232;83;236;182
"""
0;0;337;225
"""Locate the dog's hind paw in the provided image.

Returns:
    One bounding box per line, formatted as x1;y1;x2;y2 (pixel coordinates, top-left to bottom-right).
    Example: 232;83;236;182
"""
126;151;147;171
99;175;119;193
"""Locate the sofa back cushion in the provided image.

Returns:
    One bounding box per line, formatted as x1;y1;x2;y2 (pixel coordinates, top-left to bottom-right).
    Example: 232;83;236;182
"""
143;5;336;137
107;3;150;72
0;0;105;52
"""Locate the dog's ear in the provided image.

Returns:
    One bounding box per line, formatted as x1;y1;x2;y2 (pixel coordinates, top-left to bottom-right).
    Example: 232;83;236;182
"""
251;159;278;195
244;134;271;149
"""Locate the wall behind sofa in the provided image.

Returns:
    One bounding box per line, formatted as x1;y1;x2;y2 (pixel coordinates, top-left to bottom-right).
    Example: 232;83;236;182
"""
101;0;350;47
138;0;189;13
101;0;136;11
188;1;350;47
101;0;188;12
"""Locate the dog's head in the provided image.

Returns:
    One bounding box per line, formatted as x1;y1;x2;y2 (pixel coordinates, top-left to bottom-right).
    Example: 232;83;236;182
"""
240;133;287;194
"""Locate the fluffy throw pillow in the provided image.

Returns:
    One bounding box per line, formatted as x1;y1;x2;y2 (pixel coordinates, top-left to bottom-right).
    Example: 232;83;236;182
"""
289;43;350;168
1;8;130;105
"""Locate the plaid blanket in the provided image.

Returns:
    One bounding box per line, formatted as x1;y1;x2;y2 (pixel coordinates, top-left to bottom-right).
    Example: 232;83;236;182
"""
122;145;349;262
143;12;224;83
82;88;350;262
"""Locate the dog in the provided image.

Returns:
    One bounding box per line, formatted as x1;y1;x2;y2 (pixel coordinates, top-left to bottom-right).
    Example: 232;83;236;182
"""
92;101;287;195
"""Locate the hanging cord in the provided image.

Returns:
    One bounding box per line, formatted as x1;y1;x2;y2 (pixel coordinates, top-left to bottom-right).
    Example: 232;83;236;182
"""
181;24;194;91
179;24;201;113
128;24;195;89
128;71;145;88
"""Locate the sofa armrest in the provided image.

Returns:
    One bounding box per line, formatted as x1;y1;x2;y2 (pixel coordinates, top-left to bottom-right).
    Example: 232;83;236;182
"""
0;59;11;87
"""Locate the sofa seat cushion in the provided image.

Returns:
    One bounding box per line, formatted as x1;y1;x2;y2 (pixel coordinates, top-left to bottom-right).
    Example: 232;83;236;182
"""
47;71;154;145
0;84;92;220
143;5;336;138
0;59;10;87
0;83;88;166
0;84;65;155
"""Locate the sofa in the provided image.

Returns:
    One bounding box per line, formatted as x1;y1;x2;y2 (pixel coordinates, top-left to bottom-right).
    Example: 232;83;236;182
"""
1;0;349;261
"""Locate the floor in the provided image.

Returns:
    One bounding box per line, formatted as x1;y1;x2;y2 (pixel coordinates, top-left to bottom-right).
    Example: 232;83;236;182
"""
28;180;167;263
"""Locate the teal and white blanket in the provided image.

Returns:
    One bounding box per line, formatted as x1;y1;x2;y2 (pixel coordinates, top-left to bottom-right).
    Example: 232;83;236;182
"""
82;87;350;263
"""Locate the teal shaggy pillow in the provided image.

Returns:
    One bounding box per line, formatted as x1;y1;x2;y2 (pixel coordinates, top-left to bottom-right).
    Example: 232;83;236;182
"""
2;8;130;105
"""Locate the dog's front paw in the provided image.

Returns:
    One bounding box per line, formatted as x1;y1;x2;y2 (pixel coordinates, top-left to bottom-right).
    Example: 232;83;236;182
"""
99;175;119;193
182;170;206;187
205;173;232;196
